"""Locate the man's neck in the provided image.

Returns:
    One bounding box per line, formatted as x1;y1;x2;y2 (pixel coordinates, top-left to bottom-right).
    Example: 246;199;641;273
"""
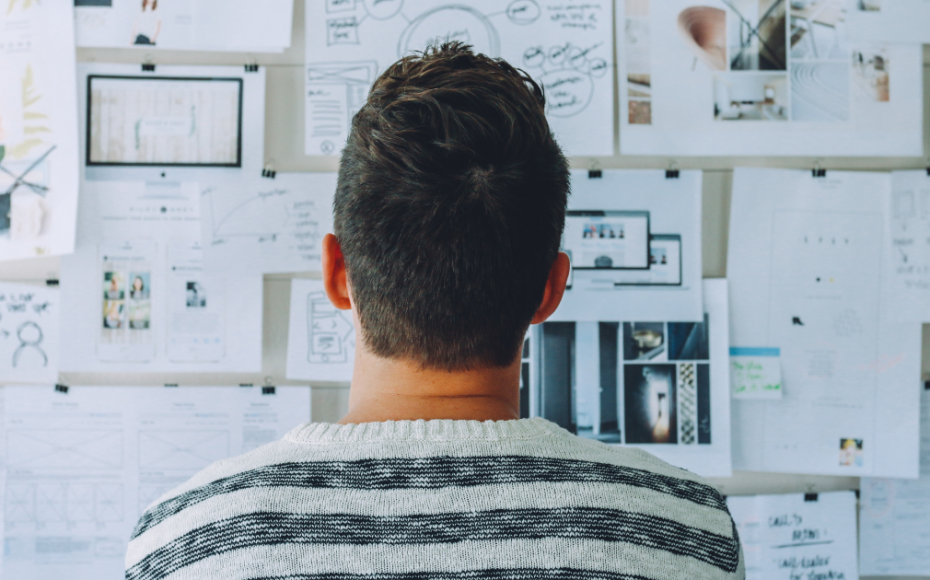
338;347;522;424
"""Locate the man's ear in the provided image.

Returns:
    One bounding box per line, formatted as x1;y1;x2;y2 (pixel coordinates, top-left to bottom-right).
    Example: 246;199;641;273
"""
531;252;571;324
322;233;352;310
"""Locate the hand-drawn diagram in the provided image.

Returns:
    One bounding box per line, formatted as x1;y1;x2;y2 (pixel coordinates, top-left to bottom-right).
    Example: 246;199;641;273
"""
5;483;122;524
139;430;229;471
307;290;355;363
306;0;613;156
0;281;59;381
8;430;123;469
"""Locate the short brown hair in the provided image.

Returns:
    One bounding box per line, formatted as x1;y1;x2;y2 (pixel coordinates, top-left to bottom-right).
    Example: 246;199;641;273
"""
335;42;569;370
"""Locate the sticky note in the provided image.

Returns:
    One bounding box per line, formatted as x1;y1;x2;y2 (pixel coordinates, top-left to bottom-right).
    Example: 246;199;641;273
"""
730;347;782;399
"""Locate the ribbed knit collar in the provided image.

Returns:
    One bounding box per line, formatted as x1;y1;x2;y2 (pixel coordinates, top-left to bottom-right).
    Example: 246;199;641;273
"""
286;417;557;444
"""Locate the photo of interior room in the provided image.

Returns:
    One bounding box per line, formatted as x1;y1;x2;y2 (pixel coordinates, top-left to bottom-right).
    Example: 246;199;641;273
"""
714;72;789;120
790;0;848;61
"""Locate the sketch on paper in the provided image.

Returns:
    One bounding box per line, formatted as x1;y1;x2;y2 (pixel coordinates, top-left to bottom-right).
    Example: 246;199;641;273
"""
138;430;229;470
287;278;356;382
306;0;614;156
6;482;123;524
8;430;124;469
0;281;59;382
307;291;355;364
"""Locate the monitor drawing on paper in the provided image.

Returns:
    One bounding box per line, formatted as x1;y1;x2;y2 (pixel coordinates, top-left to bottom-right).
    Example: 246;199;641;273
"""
307;291;355;364
85;75;243;183
562;210;650;271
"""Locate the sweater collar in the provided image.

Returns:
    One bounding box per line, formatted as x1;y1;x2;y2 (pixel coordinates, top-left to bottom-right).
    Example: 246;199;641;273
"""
286;417;556;444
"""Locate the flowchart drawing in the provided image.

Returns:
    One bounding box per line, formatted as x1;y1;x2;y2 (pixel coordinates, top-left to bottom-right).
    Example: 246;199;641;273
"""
138;430;230;471
307;290;355;363
8;430;123;469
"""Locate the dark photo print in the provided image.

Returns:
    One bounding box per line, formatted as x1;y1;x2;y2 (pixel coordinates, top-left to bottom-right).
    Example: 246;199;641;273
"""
623;322;665;360
624;364;677;444
668;315;710;360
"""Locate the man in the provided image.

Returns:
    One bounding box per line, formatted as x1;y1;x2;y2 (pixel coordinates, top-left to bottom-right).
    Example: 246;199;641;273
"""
126;42;744;580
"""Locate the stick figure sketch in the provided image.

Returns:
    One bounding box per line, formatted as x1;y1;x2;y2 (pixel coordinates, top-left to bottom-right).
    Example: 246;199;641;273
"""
13;320;47;367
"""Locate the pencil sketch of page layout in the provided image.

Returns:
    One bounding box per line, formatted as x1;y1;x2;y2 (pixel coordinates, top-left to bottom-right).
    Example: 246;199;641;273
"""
0;282;59;384
859;384;930;576
75;0;293;52
550;169;702;323
882;170;930;324
287;278;355;383
846;0;930;43
304;0;613;157
58;181;263;373
617;0;923;156
200;173;337;274
531;279;732;477
728;168;922;477
727;492;859;580
0;2;79;261
2;385;310;580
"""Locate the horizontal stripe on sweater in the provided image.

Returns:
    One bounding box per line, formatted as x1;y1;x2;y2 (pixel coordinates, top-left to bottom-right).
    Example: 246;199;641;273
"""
244;569;653;580
126;507;741;580
132;455;727;539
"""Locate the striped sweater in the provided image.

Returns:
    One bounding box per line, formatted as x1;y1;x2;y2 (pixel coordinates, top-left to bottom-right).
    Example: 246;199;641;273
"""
125;418;744;580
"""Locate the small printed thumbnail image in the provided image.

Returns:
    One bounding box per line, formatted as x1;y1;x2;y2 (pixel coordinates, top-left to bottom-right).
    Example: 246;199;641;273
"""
582;222;625;239
186;281;207;308
128;271;151;330
713;73;788;121
857;0;880;11
839;438;864;467
789;0;848;61
102;271;126;329
628;99;652;125
651;245;667;266
852;44;890;103
628;74;651;99
533;321;711;446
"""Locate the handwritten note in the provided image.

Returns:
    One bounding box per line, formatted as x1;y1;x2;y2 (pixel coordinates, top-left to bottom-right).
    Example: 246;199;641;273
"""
0;281;59;383
727;492;859;580
883;171;930;323
730;347;782;399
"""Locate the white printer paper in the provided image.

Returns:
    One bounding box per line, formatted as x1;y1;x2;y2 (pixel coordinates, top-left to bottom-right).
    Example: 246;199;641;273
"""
728;168;921;477
287;278;356;383
304;0;614;157
59;181;263;372
728;491;859;580
846;0;930;43
200;173;336;275
2;384;310;580
0;1;80;261
551;170;703;323
859;384;930;576
883;170;930;324
75;0;294;52
531;279;732;477
617;0;923;156
0;282;58;385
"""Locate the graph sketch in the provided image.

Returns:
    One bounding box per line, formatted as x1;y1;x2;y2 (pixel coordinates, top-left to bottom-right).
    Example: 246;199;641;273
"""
8;430;123;469
306;0;614;156
5;483;123;524
138;430;230;471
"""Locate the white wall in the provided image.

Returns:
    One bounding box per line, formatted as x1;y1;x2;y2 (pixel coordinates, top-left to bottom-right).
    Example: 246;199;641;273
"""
3;5;930;577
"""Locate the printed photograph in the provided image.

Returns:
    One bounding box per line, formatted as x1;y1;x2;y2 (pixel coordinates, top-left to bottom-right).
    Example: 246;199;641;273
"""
852;45;890;102
668;315;710;360
713;73;788;120
128;299;151;330
623;322;666;361
129;272;150;300
186;281;207;308
789;0;848;61
624;364;678;444
858;0;880;10
582;222;626;239
102;271;125;300
102;299;124;329
650;245;667;266
839;438;864;467
628;74;651;98
790;61;850;121
628;100;652;125
725;0;787;71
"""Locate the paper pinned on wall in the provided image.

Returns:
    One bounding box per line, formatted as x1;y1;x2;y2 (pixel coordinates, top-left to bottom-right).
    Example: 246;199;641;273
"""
304;0;614;157
200;173;337;275
882;170;930;324
0;2;80;261
728;168;922;478
1;384;311;580
727;491;860;580
287;278;356;383
729;347;782;400
858;383;930;576
530;279;732;478
846;0;930;43
0;282;59;384
59;181;263;373
550;169;703;323
617;0;923;156
75;0;294;52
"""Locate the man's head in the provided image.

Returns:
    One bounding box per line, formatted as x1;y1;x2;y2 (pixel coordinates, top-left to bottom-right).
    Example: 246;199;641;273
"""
329;42;570;371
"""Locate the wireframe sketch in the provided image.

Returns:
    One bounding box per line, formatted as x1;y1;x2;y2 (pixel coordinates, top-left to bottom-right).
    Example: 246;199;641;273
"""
5;482;122;524
139;430;229;470
8;430;123;469
307;290;355;363
305;61;379;155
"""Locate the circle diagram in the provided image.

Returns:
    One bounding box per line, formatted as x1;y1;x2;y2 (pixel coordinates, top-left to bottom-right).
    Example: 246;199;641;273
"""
398;6;500;58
